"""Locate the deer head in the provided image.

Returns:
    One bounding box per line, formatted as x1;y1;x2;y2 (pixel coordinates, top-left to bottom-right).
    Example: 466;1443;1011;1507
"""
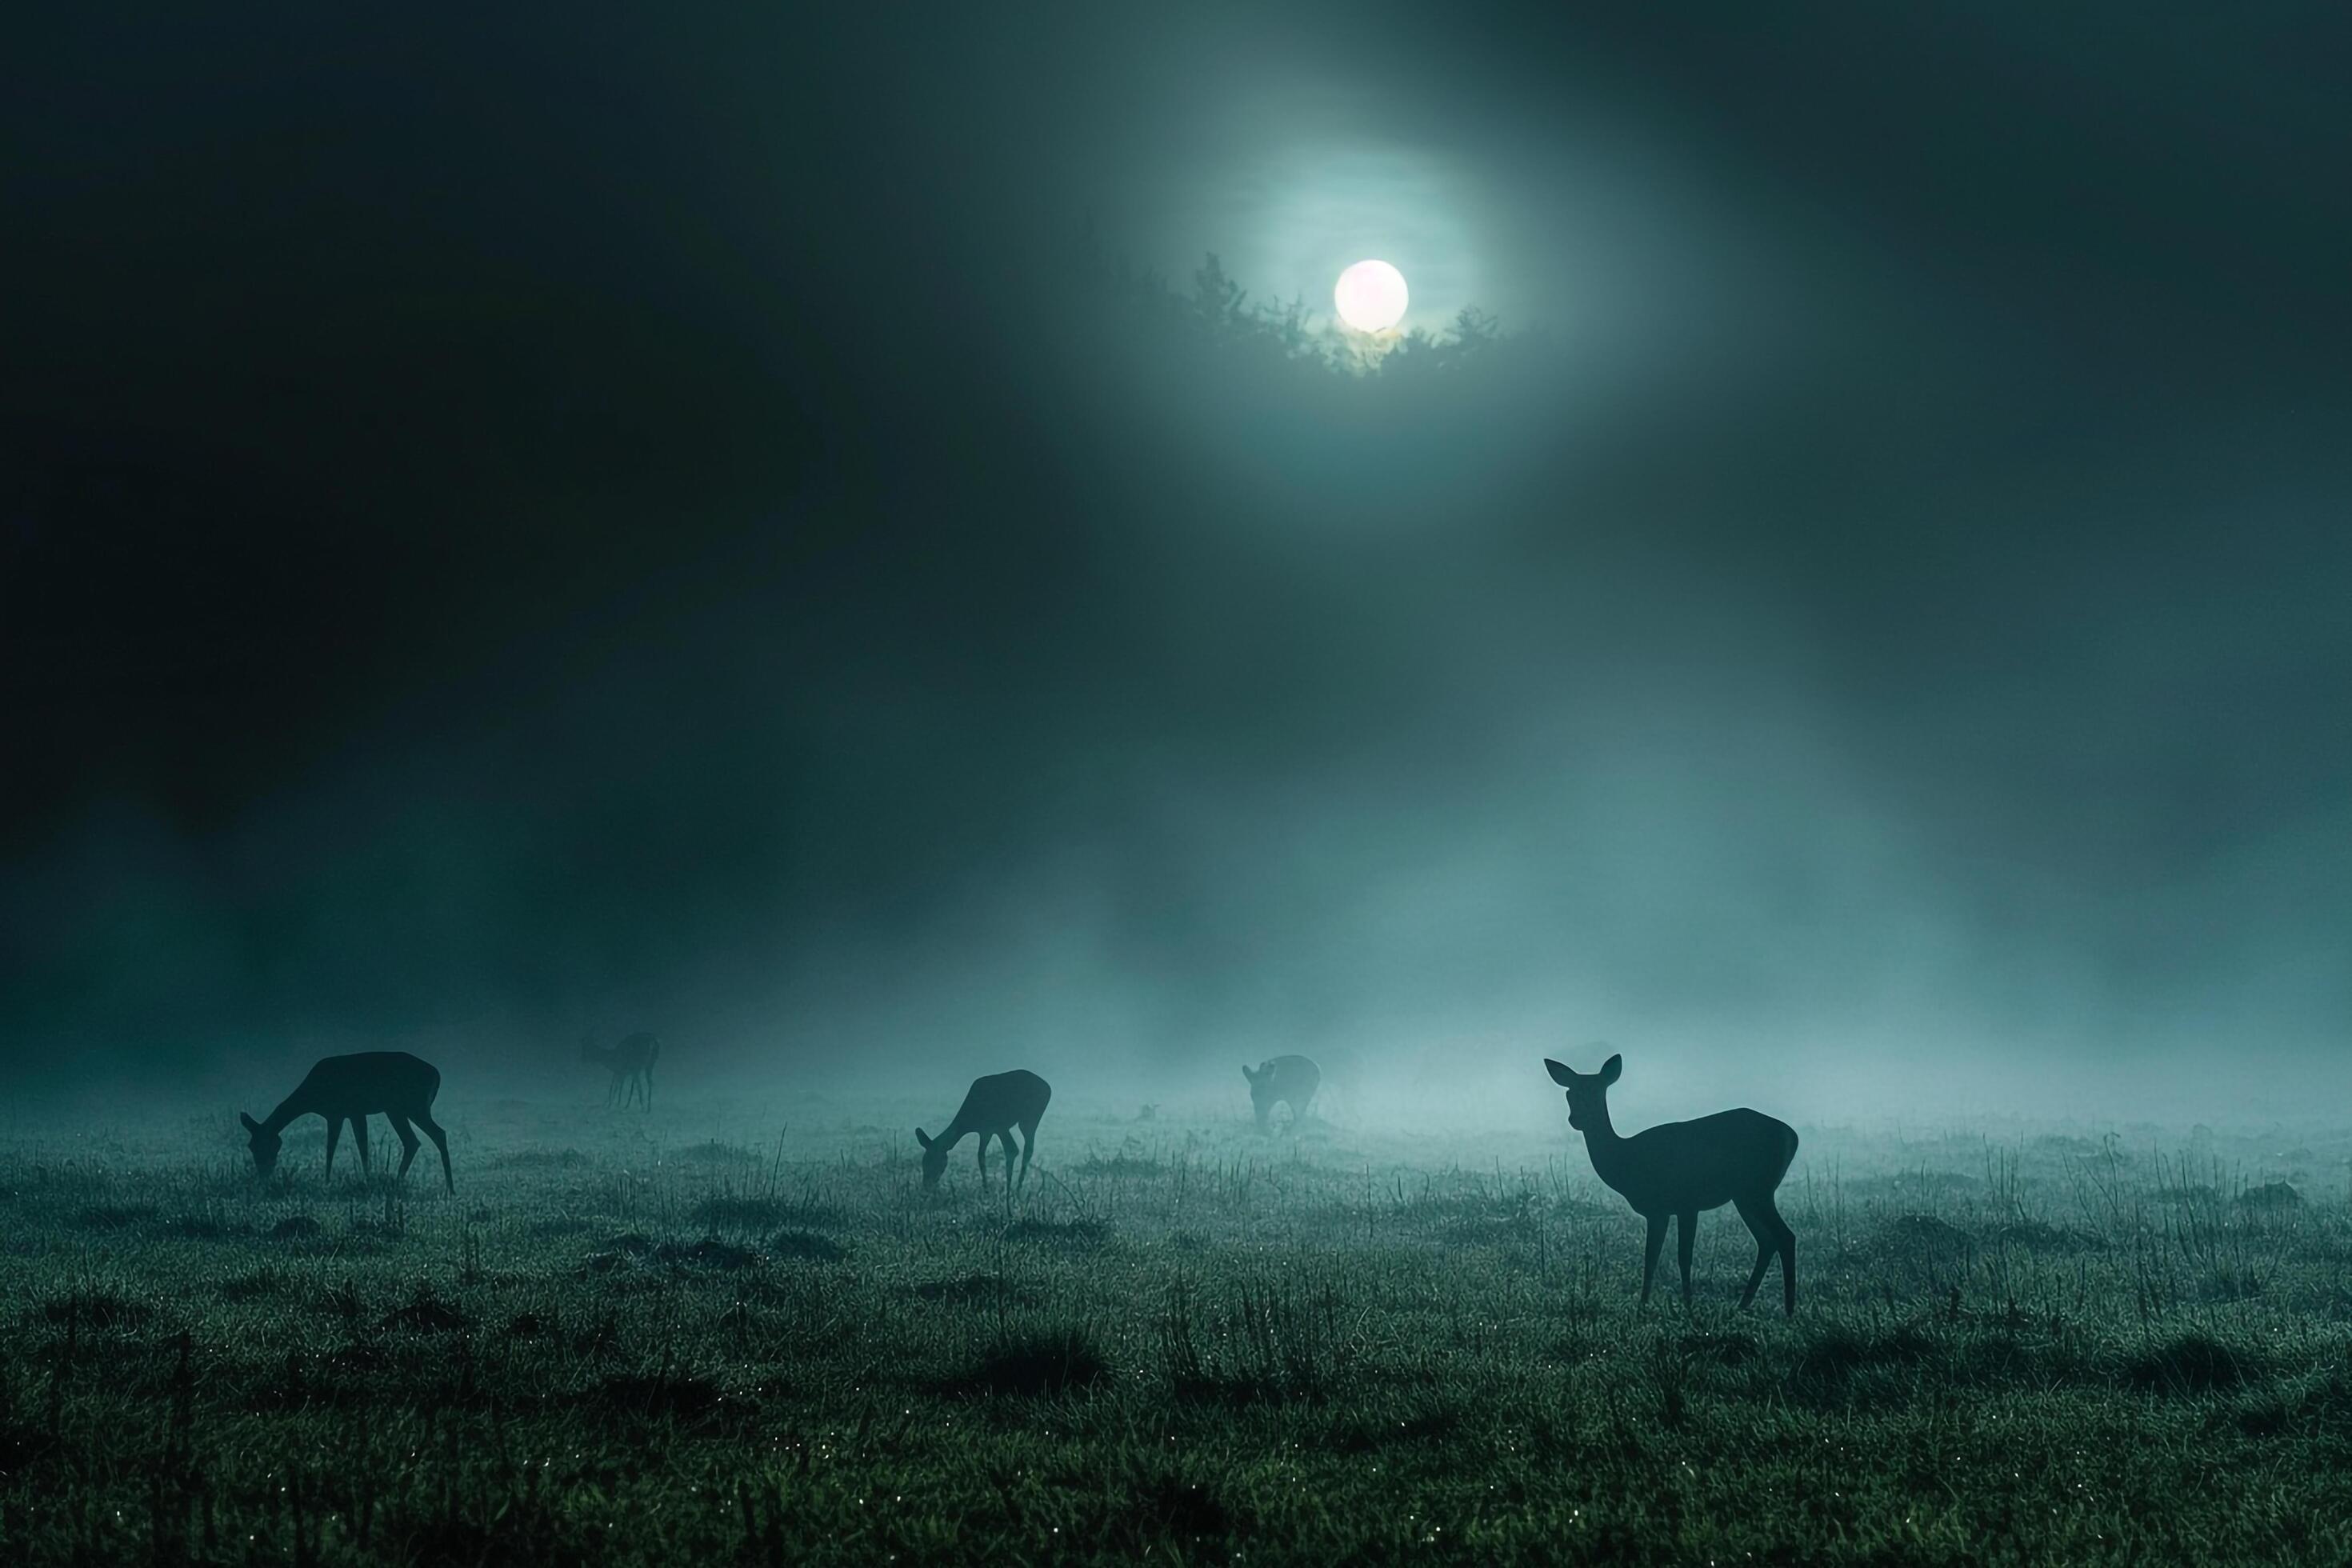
1543;1052;1622;1132
914;1126;948;1189
239;1110;282;1177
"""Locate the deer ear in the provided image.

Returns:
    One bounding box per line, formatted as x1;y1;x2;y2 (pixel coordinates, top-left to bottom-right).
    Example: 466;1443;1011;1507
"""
1242;1064;1257;1082
239;1112;260;1134
1599;1054;1622;1085
1542;1058;1574;1086
914;1128;932;1149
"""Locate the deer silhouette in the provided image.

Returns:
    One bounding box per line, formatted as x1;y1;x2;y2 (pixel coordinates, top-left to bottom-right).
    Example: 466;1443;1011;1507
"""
915;1070;1050;1193
1545;1052;1798;1314
239;1051;454;1193
581;1031;660;1110
1242;1055;1319;1130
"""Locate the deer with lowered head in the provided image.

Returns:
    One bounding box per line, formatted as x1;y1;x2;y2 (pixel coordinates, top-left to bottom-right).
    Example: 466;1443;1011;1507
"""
1545;1051;1798;1315
581;1030;661;1110
1242;1054;1319;1130
914;1070;1051;1194
240;1051;454;1193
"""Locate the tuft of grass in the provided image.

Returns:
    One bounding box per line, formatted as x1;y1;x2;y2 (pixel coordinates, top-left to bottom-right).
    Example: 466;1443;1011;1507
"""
382;1282;468;1334
2238;1181;2305;1211
601;1369;726;1419
2123;1330;2264;1395
767;1230;846;1262
41;1289;154;1330
940;1323;1113;1398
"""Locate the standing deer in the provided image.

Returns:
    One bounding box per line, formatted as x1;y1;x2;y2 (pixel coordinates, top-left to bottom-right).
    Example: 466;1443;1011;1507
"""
239;1051;454;1193
1242;1055;1319;1130
914;1070;1051;1193
581;1031;660;1110
1544;1052;1798;1315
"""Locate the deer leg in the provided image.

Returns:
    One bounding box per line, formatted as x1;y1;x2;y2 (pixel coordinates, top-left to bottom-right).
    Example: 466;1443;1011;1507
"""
389;1114;422;1180
350;1115;371;1174
1778;1217;1798;1318
1676;1211;1697;1308
999;1131;1017;1194
1640;1213;1667;1306
975;1139;988;1182
415;1111;454;1194
323;1117;343;1180
1733;1196;1774;1311
1016;1120;1037;1191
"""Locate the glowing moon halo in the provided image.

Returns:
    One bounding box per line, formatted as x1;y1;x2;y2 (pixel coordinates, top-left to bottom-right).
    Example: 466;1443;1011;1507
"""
1334;259;1409;332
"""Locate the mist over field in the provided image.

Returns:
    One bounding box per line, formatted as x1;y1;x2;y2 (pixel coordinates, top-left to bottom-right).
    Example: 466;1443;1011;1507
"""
7;6;2350;1140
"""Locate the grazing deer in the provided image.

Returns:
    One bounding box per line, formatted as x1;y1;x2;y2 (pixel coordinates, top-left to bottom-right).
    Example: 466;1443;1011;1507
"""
914;1070;1051;1193
1544;1052;1798;1315
1242;1055;1319;1130
239;1051;454;1193
581;1031;660;1110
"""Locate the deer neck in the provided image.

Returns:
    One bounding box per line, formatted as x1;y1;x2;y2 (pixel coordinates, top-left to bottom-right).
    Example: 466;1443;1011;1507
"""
262;1096;308;1134
1577;1098;1630;1182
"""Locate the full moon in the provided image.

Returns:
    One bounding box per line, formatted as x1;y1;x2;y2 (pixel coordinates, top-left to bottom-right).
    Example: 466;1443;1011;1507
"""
1334;258;1409;332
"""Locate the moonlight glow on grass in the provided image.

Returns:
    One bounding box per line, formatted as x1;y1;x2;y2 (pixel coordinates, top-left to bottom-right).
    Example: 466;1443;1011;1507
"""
1334;259;1409;332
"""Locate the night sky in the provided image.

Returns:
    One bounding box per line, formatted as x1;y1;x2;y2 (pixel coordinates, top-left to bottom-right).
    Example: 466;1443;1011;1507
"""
6;4;2348;1118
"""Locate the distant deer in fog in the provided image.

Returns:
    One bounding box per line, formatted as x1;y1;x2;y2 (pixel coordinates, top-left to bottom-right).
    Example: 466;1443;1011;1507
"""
1242;1055;1319;1131
581;1031;660;1110
239;1051;454;1193
1544;1052;1798;1315
914;1070;1051;1193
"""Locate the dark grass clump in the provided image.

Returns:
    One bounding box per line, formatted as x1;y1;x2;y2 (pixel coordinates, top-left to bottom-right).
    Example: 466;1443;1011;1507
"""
1161;1280;1348;1405
2123;1330;2264;1395
74;1202;158;1230
42;1289;154;1330
1679;1326;1763;1366
381;1283;468;1334
218;1266;287;1303
1790;1318;1939;1393
602;1368;726;1418
270;1214;323;1241
1090;1462;1249;1554
656;1237;762;1270
1330;1402;1462;1453
2238;1182;2305;1212
768;1230;846;1262
940;1323;1113;1399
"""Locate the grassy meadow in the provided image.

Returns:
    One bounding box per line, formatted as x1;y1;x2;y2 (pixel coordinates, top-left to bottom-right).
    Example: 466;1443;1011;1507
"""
4;1090;2352;1564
